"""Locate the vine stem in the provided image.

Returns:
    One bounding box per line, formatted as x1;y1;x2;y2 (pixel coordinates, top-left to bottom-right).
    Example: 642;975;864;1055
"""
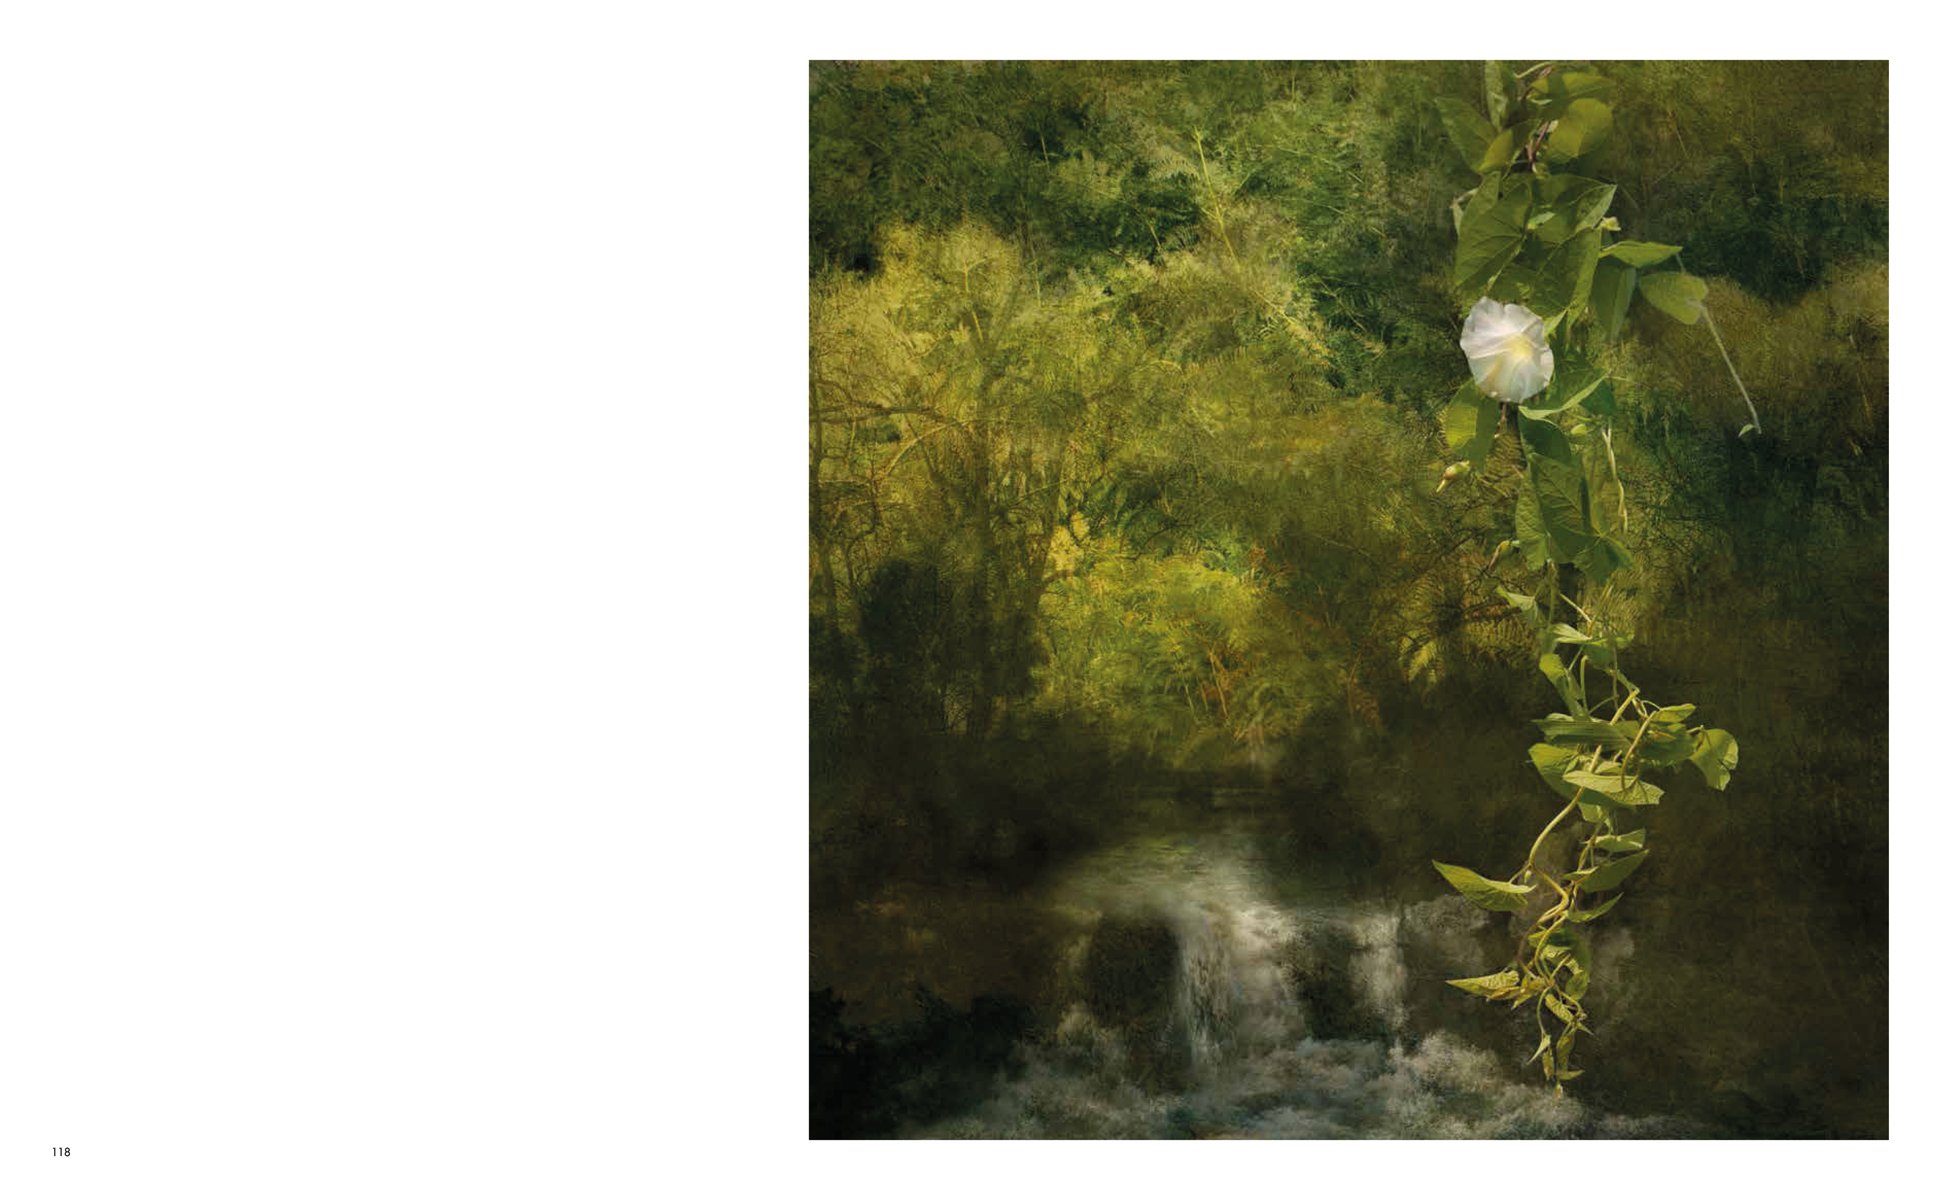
1526;799;1581;873
1677;252;1762;435
1700;305;1760;434
1601;427;1628;534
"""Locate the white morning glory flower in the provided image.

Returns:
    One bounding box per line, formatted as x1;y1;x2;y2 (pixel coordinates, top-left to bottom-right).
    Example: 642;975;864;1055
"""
1460;297;1555;403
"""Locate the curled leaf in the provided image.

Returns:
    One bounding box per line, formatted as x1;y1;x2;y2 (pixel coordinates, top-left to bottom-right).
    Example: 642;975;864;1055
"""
1690;729;1739;790
1433;861;1534;911
1638;270;1708;324
1447;969;1523;997
1568;893;1622;923
1570;849;1648;891
1592;829;1645;853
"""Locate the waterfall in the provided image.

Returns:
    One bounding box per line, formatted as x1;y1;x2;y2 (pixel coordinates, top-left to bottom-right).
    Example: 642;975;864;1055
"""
1043;830;1410;1084
907;827;1693;1138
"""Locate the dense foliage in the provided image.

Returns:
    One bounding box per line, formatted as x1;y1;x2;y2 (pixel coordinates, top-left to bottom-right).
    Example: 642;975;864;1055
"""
810;61;1886;1135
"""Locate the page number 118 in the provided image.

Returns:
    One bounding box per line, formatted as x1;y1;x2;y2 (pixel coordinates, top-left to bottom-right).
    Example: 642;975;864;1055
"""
52;1147;69;1157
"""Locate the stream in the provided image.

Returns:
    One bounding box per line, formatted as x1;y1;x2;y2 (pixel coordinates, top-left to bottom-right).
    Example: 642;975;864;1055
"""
815;812;1705;1138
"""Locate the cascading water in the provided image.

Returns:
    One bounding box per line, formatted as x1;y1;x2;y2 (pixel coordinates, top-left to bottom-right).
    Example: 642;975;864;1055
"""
909;822;1691;1138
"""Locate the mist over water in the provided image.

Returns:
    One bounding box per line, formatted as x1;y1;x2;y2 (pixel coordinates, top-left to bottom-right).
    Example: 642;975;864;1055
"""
818;816;1698;1139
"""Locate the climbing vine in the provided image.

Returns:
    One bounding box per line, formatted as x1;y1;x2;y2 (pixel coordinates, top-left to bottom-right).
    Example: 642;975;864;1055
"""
1428;62;1745;1091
